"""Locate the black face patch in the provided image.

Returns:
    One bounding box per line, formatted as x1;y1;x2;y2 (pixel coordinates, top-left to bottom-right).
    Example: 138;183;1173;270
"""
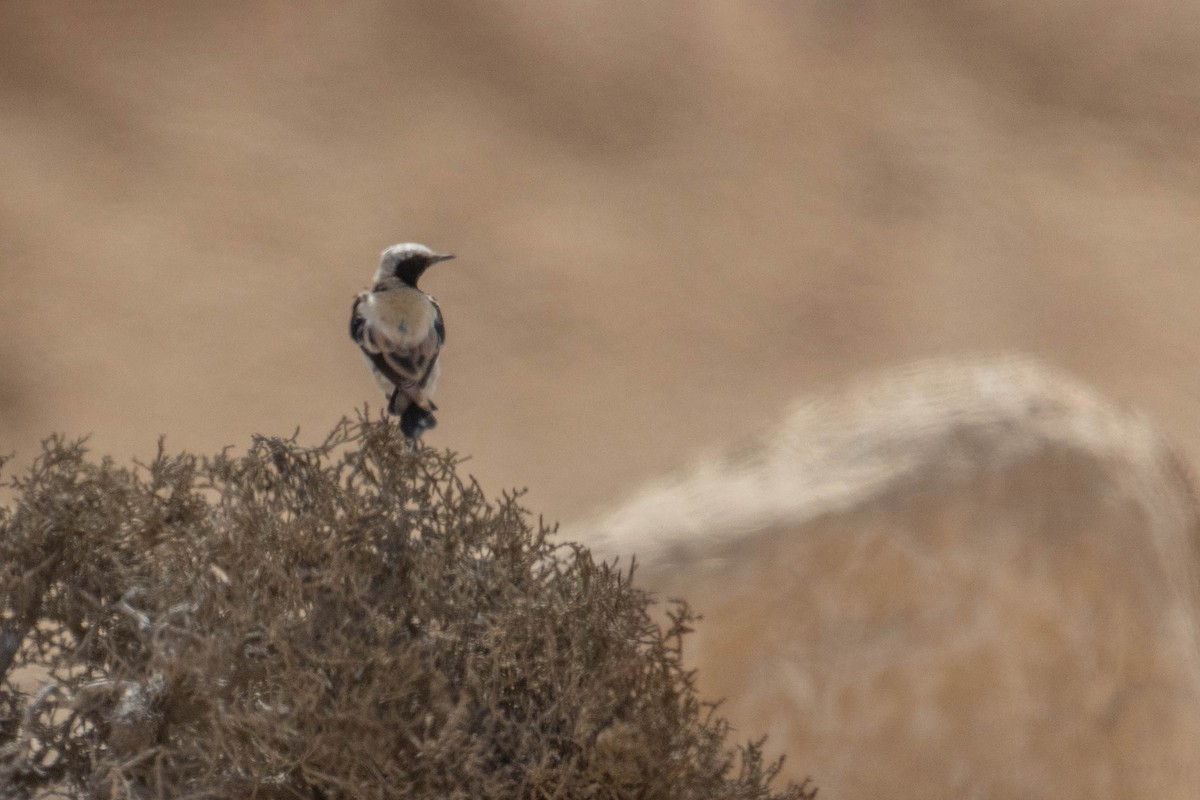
393;256;428;287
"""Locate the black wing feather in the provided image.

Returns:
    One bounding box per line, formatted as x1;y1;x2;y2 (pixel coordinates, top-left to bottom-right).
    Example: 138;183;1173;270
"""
432;298;445;345
349;296;366;343
365;350;415;393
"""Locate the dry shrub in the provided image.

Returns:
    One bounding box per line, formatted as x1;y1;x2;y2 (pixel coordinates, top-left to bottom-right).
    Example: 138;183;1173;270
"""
0;416;814;800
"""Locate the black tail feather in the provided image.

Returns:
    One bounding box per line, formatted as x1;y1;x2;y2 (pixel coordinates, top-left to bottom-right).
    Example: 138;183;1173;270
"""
399;404;437;439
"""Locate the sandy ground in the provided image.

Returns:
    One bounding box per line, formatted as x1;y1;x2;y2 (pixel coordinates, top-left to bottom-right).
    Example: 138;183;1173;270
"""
3;2;1200;796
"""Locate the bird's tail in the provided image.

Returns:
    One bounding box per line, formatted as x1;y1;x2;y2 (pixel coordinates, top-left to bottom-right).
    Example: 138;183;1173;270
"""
399;404;437;439
389;390;437;439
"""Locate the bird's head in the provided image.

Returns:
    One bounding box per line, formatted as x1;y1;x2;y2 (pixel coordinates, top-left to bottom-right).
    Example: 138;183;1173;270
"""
376;242;455;288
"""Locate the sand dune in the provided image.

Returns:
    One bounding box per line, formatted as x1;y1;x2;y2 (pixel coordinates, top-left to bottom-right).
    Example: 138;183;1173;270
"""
579;357;1200;798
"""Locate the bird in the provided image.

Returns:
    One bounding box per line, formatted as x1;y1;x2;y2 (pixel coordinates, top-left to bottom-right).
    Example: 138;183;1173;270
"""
350;243;453;439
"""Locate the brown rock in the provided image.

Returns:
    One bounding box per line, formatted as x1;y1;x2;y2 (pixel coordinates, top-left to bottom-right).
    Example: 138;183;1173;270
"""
580;357;1200;799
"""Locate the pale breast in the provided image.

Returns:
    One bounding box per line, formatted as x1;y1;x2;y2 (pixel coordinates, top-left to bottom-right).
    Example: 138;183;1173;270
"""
362;288;438;348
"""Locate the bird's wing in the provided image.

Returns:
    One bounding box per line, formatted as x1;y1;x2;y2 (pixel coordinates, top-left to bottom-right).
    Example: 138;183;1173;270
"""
432;297;445;345
349;295;367;343
352;290;442;394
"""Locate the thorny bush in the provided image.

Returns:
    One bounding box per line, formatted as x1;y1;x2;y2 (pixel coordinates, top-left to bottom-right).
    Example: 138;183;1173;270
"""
0;416;814;799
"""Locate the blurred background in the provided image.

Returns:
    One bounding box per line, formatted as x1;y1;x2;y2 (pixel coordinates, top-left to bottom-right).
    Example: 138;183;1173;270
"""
3;2;1200;797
